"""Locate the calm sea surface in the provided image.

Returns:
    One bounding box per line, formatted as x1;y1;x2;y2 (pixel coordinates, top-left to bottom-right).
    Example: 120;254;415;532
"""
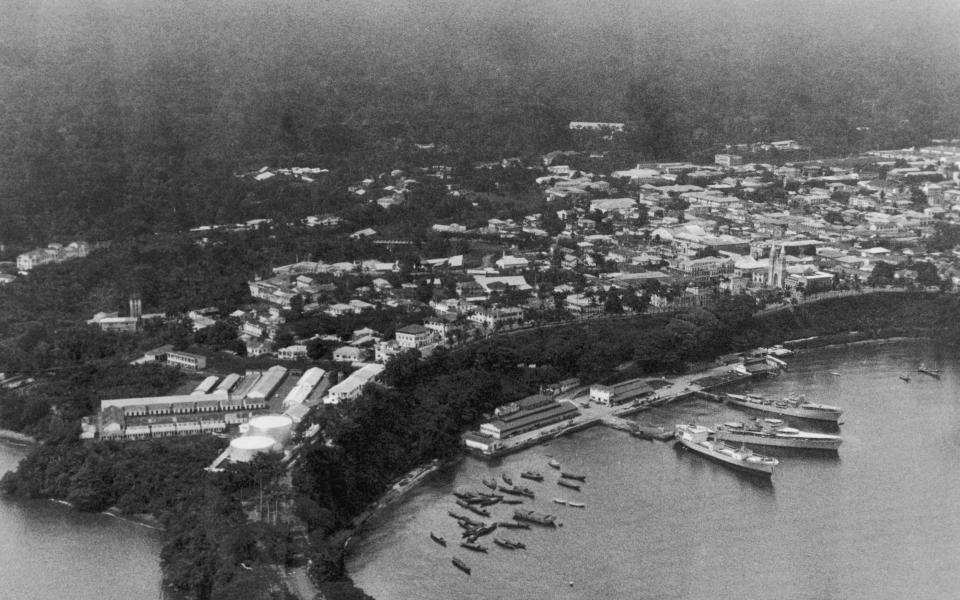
0;444;163;600
348;340;960;600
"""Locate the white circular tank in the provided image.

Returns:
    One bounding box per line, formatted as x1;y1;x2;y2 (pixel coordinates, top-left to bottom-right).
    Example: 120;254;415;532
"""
247;414;293;447
229;435;276;462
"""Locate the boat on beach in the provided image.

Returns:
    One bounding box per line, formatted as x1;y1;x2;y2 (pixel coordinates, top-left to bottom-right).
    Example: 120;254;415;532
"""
482;478;497;490
675;423;778;476
724;393;843;423
918;364;942;379
501;473;513;485
452;557;471;574
713;418;842;450
430;532;446;546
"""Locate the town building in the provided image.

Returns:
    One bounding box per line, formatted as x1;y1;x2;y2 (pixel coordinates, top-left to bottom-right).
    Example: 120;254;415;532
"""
395;324;435;350
325;363;385;404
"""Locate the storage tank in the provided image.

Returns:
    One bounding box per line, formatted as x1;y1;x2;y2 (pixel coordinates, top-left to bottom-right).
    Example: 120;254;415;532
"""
229;435;276;462
247;414;293;447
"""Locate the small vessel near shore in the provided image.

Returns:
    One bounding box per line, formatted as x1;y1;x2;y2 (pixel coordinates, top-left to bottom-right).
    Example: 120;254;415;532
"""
452;557;471;574
513;508;557;526
567;501;585;508
498;520;530;529
552;498;567;505
499;484;535;498
501;473;513;485
520;470;544;482
430;532;446;546
675;424;778;476
713;418;842;450
560;472;586;482
482;478;497;490
899;374;911;382
460;541;488;553
918;364;942;379
548;458;560;469
456;499;490;517
500;498;523;505
557;479;581;491
724;393;843;423
494;537;526;550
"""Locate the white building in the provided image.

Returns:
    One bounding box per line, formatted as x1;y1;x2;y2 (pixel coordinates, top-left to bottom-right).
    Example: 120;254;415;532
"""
325;363;385;404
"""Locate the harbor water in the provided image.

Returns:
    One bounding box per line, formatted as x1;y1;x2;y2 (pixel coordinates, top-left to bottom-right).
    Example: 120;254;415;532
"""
347;340;960;600
0;444;163;600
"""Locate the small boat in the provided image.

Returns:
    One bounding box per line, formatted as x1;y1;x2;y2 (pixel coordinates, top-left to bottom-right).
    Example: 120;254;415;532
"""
500;498;524;505
482;478;497;490
452;557;471;575
560;472;586;482
498;520;530;529
501;473;513;485
513;508;557;527
829;371;841;377
477;496;501;507
520;470;544;482
430;532;446;546
548;458;560;469
899;375;911;382
456;500;490;517
557;479;581;491
494;537;526;550
567;501;585;508
460;541;488;553
918;364;942;379
552;498;567;505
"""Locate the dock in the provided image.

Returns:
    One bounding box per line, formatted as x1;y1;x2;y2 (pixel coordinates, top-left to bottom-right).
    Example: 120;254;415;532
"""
469;357;774;459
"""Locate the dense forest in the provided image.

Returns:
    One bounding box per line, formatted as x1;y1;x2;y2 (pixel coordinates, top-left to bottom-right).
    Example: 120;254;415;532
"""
2;0;960;245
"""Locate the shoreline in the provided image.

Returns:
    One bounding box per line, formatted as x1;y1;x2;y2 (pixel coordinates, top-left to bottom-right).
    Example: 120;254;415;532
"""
338;333;942;598
0;429;37;447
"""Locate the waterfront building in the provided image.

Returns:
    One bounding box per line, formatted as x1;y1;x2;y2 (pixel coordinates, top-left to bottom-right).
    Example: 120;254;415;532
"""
479;394;579;439
589;379;654;406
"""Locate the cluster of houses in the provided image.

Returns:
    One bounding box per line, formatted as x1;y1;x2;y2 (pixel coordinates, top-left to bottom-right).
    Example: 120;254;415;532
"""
16;240;89;273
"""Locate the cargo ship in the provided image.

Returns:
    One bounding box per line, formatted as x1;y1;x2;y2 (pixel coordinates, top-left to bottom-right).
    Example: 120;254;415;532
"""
675;423;778;476
724;393;842;423
713;418;842;450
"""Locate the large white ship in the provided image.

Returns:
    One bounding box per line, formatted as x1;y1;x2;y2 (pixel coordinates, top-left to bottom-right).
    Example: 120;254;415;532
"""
713;418;842;450
674;424;778;476
725;393;843;423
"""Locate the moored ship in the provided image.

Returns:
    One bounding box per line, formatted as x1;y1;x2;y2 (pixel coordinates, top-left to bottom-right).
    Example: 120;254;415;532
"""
713;418;842;450
675;424;778;476
725;393;842;422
